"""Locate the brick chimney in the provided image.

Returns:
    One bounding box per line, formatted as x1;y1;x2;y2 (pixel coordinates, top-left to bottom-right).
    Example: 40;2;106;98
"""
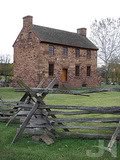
23;15;33;29
77;28;87;37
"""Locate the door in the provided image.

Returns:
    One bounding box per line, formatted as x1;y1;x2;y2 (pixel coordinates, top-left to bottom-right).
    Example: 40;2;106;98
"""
61;68;68;82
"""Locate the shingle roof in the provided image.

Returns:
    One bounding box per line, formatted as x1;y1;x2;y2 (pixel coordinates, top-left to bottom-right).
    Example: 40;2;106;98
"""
33;25;98;50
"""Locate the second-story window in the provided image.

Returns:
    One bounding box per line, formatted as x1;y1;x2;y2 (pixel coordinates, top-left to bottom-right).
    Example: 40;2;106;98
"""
87;50;91;59
63;47;68;56
28;32;32;39
75;48;80;58
75;65;80;76
49;45;54;55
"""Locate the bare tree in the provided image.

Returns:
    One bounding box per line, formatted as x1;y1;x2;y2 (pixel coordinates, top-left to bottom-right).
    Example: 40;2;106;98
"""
108;56;120;84
90;18;120;84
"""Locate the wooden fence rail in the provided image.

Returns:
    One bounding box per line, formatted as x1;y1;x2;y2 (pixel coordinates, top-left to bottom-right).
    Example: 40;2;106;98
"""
1;79;120;147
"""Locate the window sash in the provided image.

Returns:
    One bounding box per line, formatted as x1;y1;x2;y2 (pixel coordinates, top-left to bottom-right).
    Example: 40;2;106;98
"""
75;48;80;58
87;66;91;76
75;65;80;76
87;50;91;59
49;63;54;76
49;45;54;55
63;47;68;56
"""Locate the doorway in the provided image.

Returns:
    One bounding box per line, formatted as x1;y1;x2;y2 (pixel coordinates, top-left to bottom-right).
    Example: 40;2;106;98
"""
61;68;68;82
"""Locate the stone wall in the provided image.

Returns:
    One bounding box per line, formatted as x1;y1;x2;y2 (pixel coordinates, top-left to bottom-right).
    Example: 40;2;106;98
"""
13;28;40;87
13;36;99;88
37;43;99;88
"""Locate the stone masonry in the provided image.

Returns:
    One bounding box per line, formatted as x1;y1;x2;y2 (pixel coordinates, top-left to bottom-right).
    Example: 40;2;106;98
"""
13;16;99;88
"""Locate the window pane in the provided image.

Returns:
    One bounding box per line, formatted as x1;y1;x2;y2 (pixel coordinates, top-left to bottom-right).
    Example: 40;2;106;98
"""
75;65;80;76
63;47;68;56
49;63;54;76
49;45;54;55
75;48;80;58
87;50;91;59
87;66;91;76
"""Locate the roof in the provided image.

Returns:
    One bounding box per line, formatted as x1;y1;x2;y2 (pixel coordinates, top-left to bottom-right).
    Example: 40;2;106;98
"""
32;25;98;50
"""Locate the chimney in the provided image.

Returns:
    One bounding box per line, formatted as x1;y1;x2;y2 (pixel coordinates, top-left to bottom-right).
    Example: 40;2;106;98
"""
23;15;33;29
77;28;87;37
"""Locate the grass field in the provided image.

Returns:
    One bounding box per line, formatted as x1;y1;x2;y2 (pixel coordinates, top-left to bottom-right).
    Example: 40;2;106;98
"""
0;87;120;160
0;87;120;106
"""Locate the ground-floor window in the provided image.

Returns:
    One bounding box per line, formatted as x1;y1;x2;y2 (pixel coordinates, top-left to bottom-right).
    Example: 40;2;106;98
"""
87;65;91;76
75;65;80;76
49;63;54;76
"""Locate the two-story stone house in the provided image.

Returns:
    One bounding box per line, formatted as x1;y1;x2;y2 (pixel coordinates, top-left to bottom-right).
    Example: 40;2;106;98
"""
13;15;99;88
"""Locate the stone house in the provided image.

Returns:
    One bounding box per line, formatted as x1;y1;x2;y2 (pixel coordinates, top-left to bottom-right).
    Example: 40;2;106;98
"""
13;15;99;88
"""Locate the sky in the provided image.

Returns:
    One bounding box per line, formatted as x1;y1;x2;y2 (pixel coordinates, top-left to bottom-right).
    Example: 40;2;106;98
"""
0;0;120;64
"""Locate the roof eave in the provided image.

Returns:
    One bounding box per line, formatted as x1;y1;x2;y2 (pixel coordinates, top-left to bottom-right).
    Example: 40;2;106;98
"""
40;41;98;50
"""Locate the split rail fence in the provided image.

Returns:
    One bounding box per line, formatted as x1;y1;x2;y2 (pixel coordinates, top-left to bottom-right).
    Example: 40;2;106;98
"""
0;79;120;147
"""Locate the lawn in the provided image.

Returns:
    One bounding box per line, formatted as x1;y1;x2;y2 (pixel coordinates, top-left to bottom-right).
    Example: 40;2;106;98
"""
0;87;120;106
0;87;120;160
45;92;120;106
0;87;24;101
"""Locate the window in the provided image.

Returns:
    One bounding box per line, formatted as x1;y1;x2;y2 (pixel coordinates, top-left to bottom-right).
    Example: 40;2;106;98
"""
87;50;91;59
75;48;80;58
49;63;54;76
75;65;80;76
63;47;68;56
28;32;32;39
49;45;54;55
87;66;91;76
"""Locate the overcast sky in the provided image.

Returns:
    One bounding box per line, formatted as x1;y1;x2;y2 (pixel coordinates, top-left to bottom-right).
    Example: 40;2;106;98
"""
0;0;120;63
